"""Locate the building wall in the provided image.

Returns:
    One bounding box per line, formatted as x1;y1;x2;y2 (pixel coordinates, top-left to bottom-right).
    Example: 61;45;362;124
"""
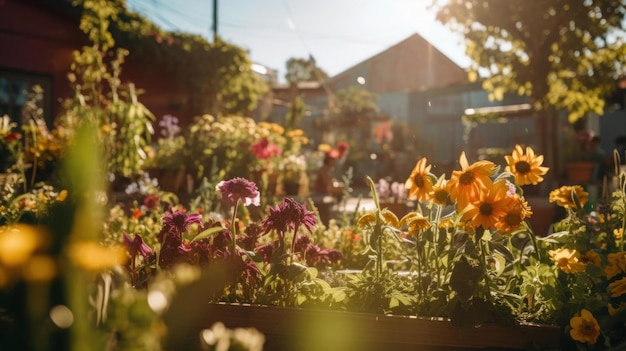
0;0;192;127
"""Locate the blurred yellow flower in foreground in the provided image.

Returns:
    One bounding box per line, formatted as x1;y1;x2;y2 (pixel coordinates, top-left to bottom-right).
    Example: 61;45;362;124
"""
68;241;127;271
0;224;45;267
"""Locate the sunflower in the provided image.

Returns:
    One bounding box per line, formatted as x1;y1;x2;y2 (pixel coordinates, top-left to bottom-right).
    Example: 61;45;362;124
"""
447;152;496;210
400;212;431;236
569;309;600;344
549;185;588;209
462;179;513;231
504;145;549;186
427;176;450;206
495;194;532;233
405;157;434;202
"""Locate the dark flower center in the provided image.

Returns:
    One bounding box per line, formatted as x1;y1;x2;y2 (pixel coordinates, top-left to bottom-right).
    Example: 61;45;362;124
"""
479;203;493;216
459;171;474;185
515;161;531;174
413;175;424;187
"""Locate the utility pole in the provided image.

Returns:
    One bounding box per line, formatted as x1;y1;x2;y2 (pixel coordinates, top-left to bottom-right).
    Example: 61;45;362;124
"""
211;0;219;117
212;0;218;43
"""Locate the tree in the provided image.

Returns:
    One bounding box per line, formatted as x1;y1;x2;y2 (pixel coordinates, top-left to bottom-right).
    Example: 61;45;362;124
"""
435;0;626;123
434;0;626;180
284;56;329;83
104;0;268;117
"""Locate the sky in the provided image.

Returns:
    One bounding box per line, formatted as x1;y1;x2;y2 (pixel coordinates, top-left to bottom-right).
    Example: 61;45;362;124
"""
126;0;471;82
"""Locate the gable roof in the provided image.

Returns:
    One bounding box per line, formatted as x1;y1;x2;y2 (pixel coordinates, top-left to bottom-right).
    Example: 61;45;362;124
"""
326;33;468;93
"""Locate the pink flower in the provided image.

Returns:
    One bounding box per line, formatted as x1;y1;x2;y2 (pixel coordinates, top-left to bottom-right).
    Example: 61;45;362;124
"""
122;232;153;259
216;177;260;207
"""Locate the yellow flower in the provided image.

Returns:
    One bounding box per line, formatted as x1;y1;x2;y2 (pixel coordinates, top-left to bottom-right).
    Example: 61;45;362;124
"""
609;277;626;298
614;228;623;240
56;190;68;202
357;209;399;228
549;185;588;209
605;252;626;279
548;248;586;273
400;212;431;236
569;309;600;344
504;144;549;186
428;177;450;206
68;241;128;271
404;157;434;202
496;194;532;234
0;224;45;267
462;180;512;231
447;152;496;210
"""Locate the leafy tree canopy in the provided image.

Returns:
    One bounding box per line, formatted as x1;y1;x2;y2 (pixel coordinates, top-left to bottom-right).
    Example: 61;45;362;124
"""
434;0;626;123
285;56;329;83
76;0;269;117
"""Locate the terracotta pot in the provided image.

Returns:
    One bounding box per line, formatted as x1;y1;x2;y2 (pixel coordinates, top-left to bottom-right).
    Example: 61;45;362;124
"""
565;162;595;183
194;303;561;351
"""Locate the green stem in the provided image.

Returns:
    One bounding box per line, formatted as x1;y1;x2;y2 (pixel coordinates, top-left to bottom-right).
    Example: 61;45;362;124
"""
231;199;239;255
479;239;493;301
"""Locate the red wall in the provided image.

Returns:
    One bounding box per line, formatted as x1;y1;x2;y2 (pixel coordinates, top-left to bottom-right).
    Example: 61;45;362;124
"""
0;0;192;126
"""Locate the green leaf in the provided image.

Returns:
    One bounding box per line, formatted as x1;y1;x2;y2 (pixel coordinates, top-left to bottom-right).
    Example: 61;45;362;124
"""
190;226;223;243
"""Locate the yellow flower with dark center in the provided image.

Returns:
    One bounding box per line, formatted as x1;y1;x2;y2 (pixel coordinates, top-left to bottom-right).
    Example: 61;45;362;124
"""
404;157;434;202
496;194;532;233
400;212;431;236
549;248;586;273
609;277;626;298
357;209;399;229
447;152;496;210
549;185;588;209
462;180;513;231
569;309;600;344
605;252;626;279
428;177;450;206
504;145;549;186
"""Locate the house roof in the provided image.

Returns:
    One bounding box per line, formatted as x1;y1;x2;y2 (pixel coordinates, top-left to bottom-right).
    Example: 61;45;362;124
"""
326;33;468;93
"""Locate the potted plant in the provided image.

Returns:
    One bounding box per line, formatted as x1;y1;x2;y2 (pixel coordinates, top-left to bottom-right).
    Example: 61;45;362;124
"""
278;153;307;196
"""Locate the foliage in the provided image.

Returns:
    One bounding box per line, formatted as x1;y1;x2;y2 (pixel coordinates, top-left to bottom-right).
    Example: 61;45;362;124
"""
434;0;626;123
63;0;155;178
96;0;270;117
519;177;626;349
285;56;329;84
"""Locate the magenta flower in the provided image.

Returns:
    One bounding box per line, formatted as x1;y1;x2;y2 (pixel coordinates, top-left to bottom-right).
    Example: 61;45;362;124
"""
261;197;317;259
122;232;153;259
216;177;260;207
158;207;204;243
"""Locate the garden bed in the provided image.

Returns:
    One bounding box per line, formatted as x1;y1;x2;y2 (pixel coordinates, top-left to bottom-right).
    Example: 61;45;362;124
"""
194;303;561;351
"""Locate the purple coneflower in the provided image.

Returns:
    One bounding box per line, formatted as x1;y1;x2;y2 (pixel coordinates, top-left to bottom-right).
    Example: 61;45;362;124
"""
216;177;260;207
122;232;153;259
261;197;317;262
216;177;260;256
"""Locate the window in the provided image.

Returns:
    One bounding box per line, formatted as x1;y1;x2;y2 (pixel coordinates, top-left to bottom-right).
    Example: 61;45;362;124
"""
0;69;53;128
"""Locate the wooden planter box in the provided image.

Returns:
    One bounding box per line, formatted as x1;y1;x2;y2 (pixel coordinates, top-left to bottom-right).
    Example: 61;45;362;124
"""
191;303;561;351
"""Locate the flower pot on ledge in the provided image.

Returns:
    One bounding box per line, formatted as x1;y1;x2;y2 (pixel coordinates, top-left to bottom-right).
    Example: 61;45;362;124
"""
194;303;560;351
565;161;595;184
